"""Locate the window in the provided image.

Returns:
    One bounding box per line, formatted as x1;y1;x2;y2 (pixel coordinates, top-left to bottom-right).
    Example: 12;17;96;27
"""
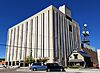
66;15;72;21
69;24;72;32
70;56;72;58
74;54;78;59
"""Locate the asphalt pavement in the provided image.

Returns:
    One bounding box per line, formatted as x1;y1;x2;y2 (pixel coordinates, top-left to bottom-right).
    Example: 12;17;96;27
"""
0;67;100;73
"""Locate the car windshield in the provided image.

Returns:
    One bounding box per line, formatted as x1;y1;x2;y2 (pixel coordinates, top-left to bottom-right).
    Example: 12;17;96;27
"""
48;63;59;66
33;63;41;66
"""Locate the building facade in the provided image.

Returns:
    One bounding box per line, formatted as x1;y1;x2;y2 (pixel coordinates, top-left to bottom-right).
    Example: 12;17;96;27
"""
6;5;80;66
68;50;92;67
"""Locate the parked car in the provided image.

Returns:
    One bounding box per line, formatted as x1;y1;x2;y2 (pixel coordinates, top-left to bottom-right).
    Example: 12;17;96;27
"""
0;65;3;68
30;63;47;71
0;64;6;68
46;63;65;72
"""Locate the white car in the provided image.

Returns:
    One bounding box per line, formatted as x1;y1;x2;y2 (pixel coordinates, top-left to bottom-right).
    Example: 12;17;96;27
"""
0;65;3;68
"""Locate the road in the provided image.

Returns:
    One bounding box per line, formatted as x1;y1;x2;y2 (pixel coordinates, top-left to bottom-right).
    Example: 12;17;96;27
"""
0;68;100;73
0;68;76;73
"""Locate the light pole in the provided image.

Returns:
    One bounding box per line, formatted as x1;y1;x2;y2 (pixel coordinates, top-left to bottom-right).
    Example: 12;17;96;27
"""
82;24;90;45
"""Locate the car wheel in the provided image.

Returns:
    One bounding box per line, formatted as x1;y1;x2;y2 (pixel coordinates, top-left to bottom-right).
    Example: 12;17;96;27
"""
33;68;37;71
60;69;63;72
47;69;50;72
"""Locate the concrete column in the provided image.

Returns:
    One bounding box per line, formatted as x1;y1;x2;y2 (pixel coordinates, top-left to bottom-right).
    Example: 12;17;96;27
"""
49;8;54;62
97;49;100;69
19;60;20;67
15;61;17;66
26;21;31;57
58;13;61;63
64;19;67;66
17;25;22;62
10;29;15;66
11;61;13;66
6;30;12;66
38;14;42;57
7;61;10;66
13;27;18;65
41;13;44;58
44;11;49;57
67;21;70;57
7;62;9;66
32;17;36;58
21;23;27;61
60;13;63;64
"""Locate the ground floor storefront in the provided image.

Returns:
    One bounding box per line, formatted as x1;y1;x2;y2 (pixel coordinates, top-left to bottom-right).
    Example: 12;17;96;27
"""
6;61;28;67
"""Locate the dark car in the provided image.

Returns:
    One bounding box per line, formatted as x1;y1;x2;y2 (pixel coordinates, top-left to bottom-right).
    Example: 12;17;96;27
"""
46;63;65;72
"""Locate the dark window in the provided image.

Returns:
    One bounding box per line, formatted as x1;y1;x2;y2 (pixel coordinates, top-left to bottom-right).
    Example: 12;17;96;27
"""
48;10;50;57
46;63;59;67
25;23;28;59
66;15;72;21
33;63;41;66
69;24;72;32
41;14;42;57
70;56;72;58
74;54;78;59
53;10;56;59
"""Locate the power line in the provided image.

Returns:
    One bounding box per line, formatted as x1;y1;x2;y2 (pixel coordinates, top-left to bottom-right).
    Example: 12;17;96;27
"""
0;44;53;50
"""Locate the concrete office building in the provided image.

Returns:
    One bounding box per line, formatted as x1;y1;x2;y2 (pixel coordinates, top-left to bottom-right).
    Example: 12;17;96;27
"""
6;5;80;67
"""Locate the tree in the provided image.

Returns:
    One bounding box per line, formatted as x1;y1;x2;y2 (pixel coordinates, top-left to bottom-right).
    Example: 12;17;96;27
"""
42;58;49;63
24;56;35;65
36;58;49;64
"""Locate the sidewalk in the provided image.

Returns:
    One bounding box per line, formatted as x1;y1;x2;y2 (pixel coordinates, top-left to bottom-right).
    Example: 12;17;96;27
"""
65;68;100;73
0;68;4;69
16;68;31;72
20;67;28;69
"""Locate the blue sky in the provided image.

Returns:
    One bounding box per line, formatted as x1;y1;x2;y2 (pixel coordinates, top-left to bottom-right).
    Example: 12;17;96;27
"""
0;0;100;58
